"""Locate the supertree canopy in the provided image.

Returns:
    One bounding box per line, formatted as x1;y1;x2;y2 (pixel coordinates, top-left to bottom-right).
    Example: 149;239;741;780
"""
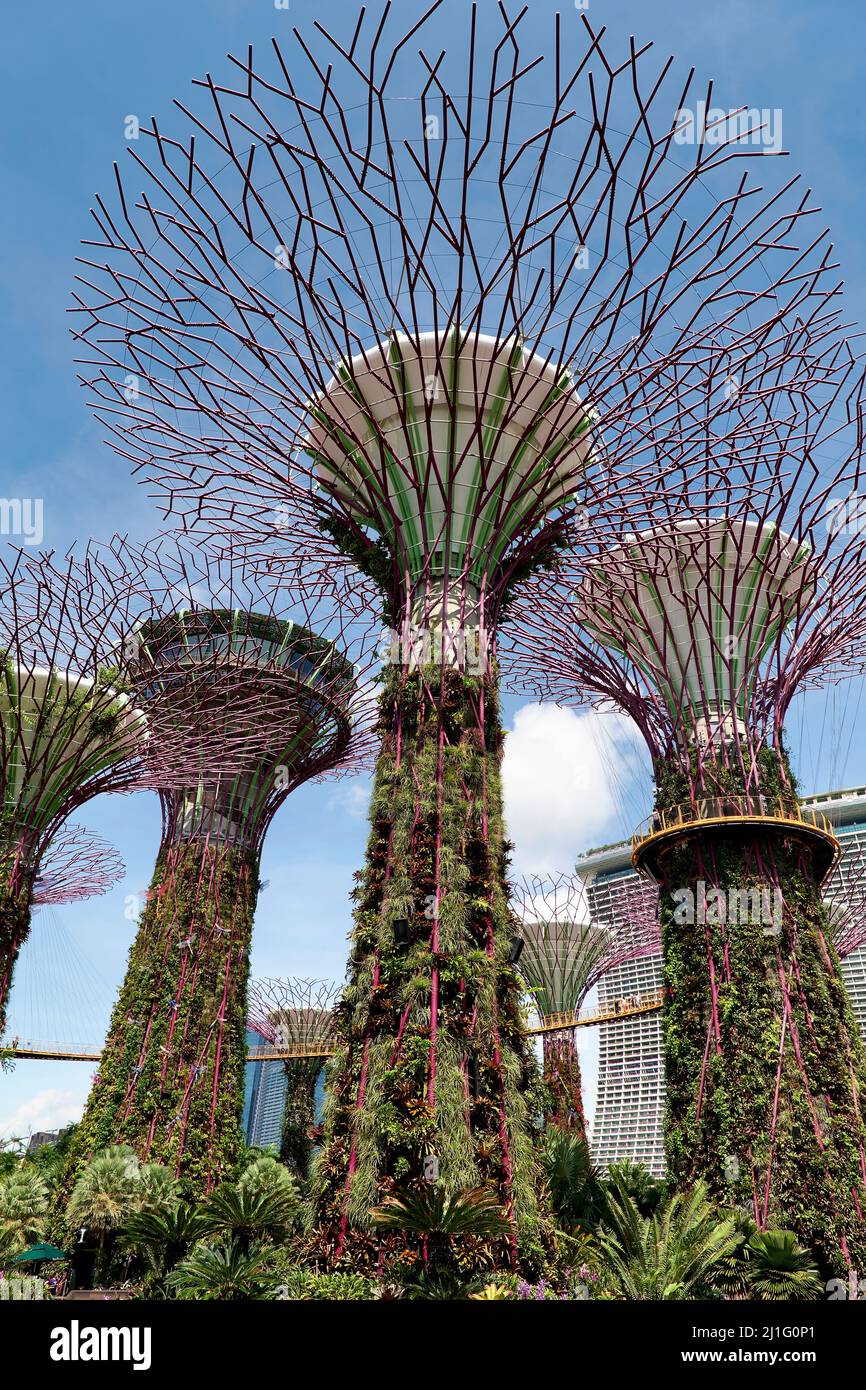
58;539;379;1200
510;873;658;1138
67;1;857;1271
504;338;866;1269
247;976;340;1179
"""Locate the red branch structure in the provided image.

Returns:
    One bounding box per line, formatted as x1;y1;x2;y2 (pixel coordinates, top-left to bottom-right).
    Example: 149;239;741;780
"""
504;349;866;1269
0;538;267;1039
32;824;125;907
55;539;380;1199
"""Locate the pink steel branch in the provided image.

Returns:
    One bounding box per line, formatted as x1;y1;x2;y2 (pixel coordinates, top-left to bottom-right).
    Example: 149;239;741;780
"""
502;337;866;798
68;6;855;635
32;824;125;906
247;976;340;1051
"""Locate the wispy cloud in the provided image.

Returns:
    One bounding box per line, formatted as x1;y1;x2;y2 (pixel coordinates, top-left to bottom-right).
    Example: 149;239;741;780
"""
328;779;371;820
0;1087;87;1141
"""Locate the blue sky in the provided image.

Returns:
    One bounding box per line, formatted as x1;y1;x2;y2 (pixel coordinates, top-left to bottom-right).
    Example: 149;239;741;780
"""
3;0;866;1140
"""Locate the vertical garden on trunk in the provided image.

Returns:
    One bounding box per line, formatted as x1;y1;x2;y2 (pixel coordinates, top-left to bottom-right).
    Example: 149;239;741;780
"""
653;751;866;1275
58;835;259;1202
313;665;543;1273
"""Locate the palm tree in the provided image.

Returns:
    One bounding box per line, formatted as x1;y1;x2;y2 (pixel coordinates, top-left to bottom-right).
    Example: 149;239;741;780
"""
136;1164;179;1212
597;1178;741;1300
200;1183;298;1254
540;1131;605;1233
121;1203;209;1285
237;1155;299;1203
66;1146;141;1252
0;1224;24;1262
167;1240;279;1301
745;1231;822;1300
604;1160;667;1217
0;1168;50;1247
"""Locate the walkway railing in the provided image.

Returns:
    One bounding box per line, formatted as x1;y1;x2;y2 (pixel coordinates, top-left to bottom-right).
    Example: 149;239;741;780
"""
4;991;667;1060
632;796;839;876
530;990;665;1034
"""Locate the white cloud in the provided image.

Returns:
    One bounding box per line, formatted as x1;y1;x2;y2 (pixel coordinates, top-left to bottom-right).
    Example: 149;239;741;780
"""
0;1088;86;1141
328;779;371;820
503;702;648;874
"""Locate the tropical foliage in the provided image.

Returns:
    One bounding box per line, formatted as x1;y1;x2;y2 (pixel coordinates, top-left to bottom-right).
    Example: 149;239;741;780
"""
596;1178;741;1300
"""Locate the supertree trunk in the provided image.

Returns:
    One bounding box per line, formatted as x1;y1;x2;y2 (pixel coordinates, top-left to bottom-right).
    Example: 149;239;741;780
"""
542;1032;586;1139
0;868;33;1039
657;763;866;1273
58;837;258;1202
313;666;541;1273
280;1059;323;1180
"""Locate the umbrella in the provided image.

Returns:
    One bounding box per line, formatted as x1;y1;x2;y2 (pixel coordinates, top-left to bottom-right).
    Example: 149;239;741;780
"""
12;1243;67;1263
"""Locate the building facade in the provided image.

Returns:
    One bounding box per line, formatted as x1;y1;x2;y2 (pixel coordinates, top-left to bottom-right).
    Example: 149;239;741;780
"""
242;1031;328;1153
576;849;666;1175
803;786;866;1041
577;786;866;1176
242;1027;288;1151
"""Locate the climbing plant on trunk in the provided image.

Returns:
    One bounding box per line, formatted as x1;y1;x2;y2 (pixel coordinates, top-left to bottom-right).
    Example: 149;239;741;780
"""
57;837;258;1208
655;749;866;1275
312;665;544;1275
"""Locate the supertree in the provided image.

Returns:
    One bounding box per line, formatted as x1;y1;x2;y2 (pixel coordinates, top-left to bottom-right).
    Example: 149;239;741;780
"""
247;976;340;1179
0;539;248;1041
510;873;658;1138
504;333;866;1268
58;538;379;1198
67;2;854;1267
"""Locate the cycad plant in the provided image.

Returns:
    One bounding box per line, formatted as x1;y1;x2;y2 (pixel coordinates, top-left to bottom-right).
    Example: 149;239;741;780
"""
370;1185;512;1288
121;1204;209;1287
168;1240;278;1301
745;1231;822;1301
597;1178;741;1300
200;1181;299;1254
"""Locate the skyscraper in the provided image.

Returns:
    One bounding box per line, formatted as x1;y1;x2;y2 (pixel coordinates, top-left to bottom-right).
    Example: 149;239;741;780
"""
243;1028;288;1152
243;1032;328;1154
576;848;665;1176
805;787;866;1042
